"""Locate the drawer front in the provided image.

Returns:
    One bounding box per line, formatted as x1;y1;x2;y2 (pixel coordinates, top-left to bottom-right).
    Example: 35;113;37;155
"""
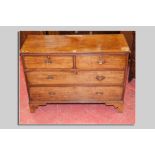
27;71;124;85
76;55;127;69
23;56;73;69
30;86;123;101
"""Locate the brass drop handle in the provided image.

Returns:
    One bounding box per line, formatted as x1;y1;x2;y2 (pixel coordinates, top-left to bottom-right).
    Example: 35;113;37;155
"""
97;56;104;64
98;59;104;64
48;92;56;96
96;92;104;95
47;75;54;80
45;56;52;64
96;75;105;81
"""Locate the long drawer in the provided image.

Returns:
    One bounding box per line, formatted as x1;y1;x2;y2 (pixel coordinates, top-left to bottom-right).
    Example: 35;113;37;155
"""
30;86;123;101
23;56;73;69
76;55;127;69
27;71;124;85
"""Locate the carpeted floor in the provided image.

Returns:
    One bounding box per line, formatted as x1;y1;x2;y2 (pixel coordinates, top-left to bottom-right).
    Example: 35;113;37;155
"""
19;59;135;125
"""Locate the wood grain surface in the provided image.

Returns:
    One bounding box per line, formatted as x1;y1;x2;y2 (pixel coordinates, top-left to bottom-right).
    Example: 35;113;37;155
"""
76;55;127;69
30;86;123;101
23;56;73;69
27;71;124;85
21;34;130;53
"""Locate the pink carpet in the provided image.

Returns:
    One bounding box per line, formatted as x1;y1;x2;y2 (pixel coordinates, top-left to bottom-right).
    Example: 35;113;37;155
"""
19;58;135;125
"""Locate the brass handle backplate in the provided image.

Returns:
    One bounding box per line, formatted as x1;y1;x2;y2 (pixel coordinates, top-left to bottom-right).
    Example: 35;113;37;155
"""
45;56;52;64
97;56;104;65
96;75;105;81
98;59;104;64
47;75;54;80
48;92;56;96
96;92;104;95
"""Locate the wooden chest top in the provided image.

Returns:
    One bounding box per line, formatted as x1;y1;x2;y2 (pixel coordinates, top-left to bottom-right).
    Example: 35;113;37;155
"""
21;34;130;54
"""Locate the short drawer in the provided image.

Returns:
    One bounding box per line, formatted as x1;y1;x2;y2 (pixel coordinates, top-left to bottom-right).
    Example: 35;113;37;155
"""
23;56;73;69
27;71;124;85
76;55;127;69
30;86;123;101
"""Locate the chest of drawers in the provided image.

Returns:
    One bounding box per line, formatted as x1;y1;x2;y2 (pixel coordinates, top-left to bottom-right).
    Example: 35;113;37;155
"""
20;34;130;113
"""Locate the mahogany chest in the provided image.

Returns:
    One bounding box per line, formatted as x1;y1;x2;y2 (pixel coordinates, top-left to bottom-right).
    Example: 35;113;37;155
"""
20;34;130;112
